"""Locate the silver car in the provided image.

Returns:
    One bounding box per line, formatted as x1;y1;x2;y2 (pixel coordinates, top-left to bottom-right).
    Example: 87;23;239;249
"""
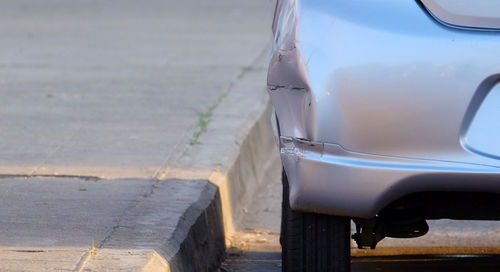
268;0;500;271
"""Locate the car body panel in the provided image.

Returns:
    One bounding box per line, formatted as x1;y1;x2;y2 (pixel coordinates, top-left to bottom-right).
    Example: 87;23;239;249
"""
421;0;500;30
463;83;500;159
268;0;500;217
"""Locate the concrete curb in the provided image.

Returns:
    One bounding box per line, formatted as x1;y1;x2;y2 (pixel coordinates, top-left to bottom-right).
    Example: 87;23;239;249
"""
167;101;275;271
158;181;225;272
81;81;274;272
151;49;276;271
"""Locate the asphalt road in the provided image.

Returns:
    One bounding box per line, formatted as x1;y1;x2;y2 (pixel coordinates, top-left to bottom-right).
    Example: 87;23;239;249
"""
221;153;500;271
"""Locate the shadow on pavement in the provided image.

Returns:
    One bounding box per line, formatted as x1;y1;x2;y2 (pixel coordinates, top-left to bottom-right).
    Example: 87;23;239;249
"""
352;254;500;271
221;252;500;271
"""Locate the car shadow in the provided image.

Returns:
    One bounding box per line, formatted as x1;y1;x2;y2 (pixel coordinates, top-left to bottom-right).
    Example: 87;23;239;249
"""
352;254;500;272
221;252;500;271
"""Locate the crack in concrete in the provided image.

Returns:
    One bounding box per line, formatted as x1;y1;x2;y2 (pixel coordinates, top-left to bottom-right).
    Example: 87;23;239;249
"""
97;178;161;248
73;177;162;270
188;44;271;146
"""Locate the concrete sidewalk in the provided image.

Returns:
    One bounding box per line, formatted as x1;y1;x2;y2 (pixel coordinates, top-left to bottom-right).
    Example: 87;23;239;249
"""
0;0;273;179
0;0;276;271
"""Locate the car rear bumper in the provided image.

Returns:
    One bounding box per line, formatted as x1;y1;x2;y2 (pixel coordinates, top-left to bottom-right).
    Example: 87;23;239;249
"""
281;137;500;218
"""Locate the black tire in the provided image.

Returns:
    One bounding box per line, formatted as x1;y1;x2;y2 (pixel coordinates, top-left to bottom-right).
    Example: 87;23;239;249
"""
281;169;351;272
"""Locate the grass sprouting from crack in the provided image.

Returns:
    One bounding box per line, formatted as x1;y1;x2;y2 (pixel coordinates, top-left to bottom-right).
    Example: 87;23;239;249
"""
237;66;253;79
89;239;98;257
189;63;263;145
189;89;229;145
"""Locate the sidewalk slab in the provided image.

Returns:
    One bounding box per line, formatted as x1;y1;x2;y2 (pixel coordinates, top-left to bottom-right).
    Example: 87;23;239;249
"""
0;176;225;271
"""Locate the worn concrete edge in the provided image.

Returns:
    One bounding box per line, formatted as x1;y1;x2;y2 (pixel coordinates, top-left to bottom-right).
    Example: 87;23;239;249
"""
162;181;225;272
81;181;224;272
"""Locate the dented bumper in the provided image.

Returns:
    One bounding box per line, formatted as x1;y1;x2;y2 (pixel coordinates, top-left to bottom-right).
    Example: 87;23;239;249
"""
280;137;500;218
270;0;500;217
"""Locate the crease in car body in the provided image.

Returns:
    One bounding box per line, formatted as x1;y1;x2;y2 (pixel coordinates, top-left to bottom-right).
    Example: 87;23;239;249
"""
268;0;317;142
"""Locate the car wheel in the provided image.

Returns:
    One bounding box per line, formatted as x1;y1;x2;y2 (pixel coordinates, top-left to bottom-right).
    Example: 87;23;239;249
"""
281;169;351;272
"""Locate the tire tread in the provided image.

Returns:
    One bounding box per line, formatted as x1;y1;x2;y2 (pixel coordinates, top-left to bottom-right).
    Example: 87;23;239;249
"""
281;170;350;272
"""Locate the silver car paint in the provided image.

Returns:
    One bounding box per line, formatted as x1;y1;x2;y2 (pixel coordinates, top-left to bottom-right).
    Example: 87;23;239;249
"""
421;0;500;30
268;0;500;217
280;136;500;218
